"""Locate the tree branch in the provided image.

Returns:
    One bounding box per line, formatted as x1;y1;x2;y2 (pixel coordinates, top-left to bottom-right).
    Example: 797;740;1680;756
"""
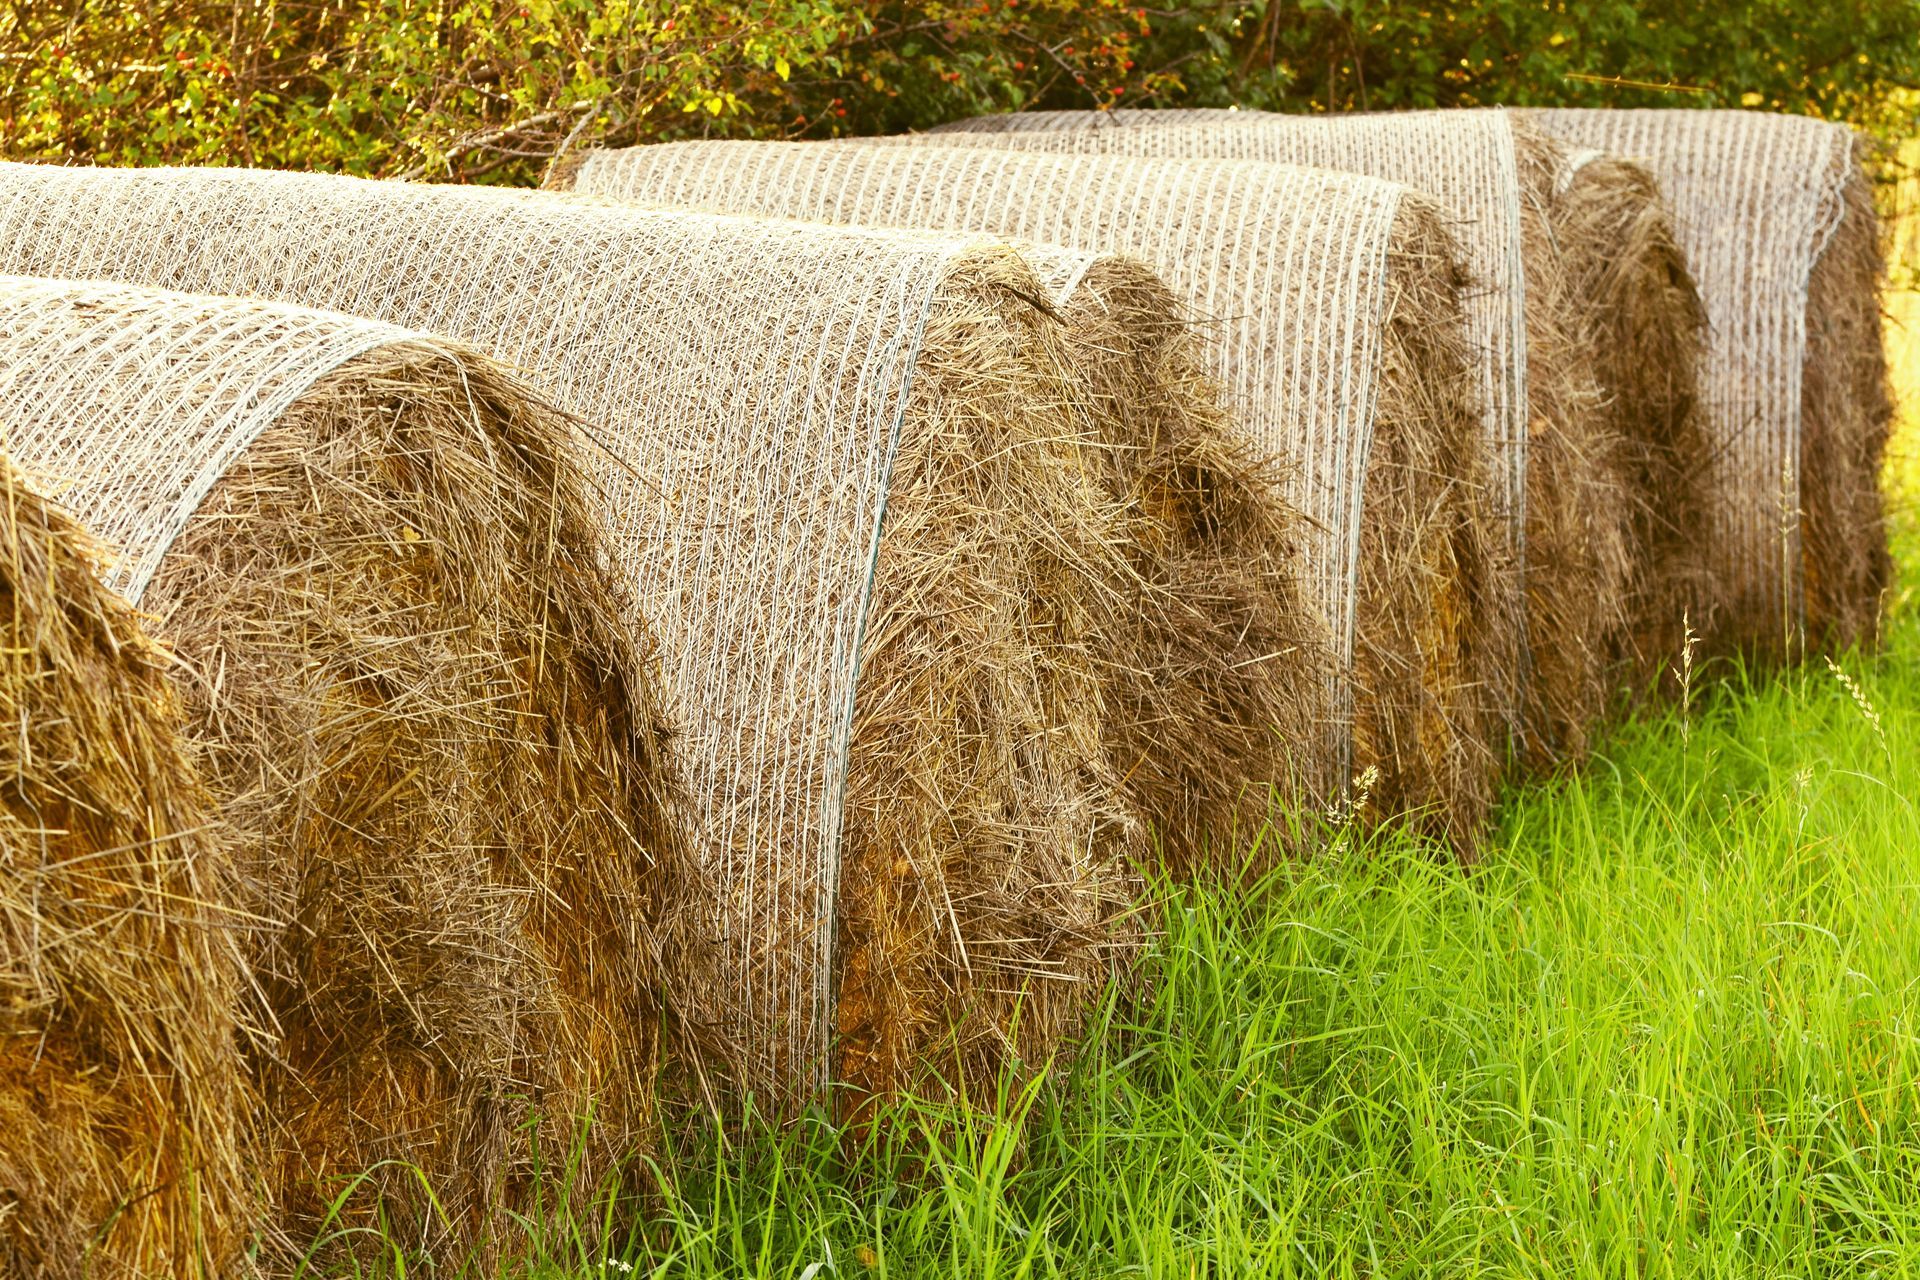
394;100;594;181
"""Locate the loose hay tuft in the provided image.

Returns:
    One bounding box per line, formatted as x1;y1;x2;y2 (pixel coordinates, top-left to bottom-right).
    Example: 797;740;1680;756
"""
1506;123;1638;760
557;140;1334;867
0;457;251;1279
0;167;1145;1115
1800;139;1894;650
1519;128;1713;687
0;277;685;1267
832;250;1139;1114
1530;109;1893;655
565;141;1507;852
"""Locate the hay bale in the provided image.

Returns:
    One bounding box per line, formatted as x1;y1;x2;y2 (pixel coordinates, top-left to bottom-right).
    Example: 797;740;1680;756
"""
557;142;1338;867
908;108;1678;760
0;275;683;1265
1514;125;1712;687
1529;109;1894;655
0;458;251;1278
0;165;1144;1115
563;141;1508;851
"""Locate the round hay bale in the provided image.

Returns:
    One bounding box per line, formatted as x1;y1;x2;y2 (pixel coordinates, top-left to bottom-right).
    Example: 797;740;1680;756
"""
0;276;684;1265
0;166;1145;1116
1517;127;1713;688
561;141;1508;853
0;458;251;1278
556;141;1337;867
1530;109;1894;656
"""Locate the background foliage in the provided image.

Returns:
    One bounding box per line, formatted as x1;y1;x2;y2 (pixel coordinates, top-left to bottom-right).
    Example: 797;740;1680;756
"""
3;0;1916;183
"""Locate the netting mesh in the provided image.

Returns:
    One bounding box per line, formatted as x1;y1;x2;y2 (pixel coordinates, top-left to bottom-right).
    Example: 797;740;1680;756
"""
0;162;1109;1099
0;278;406;602
917;109;1531;560
1527;108;1867;644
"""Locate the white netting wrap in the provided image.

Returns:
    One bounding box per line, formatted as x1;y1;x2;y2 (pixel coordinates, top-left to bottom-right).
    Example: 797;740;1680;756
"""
1528;108;1861;631
914;109;1530;560
0;162;1083;1095
569;141;1411;776
0;276;410;603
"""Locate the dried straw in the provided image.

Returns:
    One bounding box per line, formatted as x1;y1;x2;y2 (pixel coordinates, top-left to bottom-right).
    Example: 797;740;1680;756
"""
0;166;1143;1115
0;275;683;1267
556;141;1338;866
830;250;1138;1116
563;141;1507;850
1529;109;1893;655
0;457;251;1279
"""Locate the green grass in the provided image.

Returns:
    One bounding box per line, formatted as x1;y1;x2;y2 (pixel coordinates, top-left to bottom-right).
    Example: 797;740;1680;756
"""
470;526;1920;1276
336;417;1920;1278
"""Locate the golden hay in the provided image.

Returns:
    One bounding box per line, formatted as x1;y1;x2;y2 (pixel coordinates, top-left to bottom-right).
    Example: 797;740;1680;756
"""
556;140;1331;869
0;166;1145;1118
0;277;687;1268
1358;200;1507;850
831;251;1140;1116
0;457;250;1279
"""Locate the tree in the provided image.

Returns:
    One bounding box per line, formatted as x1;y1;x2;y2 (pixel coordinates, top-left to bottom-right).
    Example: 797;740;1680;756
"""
2;0;1914;183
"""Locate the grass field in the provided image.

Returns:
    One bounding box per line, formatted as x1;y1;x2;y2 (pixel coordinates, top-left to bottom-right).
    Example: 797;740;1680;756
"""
328;278;1920;1280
